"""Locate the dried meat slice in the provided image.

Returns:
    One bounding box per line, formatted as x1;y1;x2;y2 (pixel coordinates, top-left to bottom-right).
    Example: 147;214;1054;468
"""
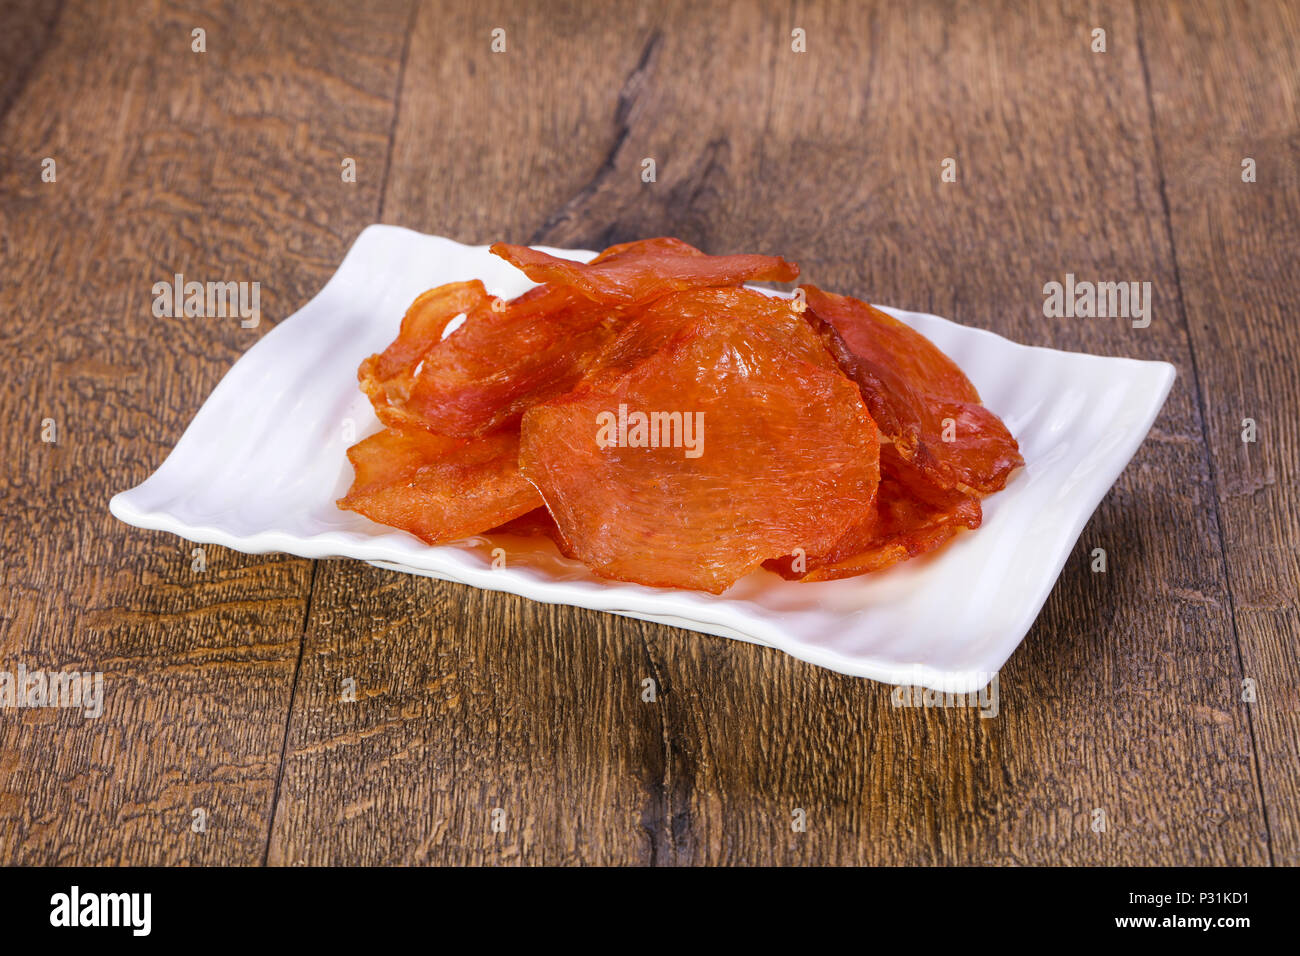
491;237;799;306
356;240;689;438
803;286;1023;494
337;425;542;544
396;289;621;437
486;507;579;557
580;287;843;389
520;290;880;593
358;278;623;438
767;445;982;581
360;240;799;439
360;280;495;430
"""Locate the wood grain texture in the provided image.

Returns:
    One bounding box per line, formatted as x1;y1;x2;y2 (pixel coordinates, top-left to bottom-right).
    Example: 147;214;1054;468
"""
0;0;411;863
1137;0;1300;865
0;0;62;127
2;0;1296;866
266;0;670;866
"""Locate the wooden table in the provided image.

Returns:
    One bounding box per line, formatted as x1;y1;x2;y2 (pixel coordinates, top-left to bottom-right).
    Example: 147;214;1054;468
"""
1;0;1296;866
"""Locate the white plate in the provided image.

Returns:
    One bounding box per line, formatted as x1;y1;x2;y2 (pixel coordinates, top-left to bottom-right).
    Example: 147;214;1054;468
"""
110;226;1175;692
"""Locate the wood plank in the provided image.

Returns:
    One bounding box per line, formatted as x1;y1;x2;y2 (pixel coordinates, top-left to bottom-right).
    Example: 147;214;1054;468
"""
623;0;1265;865
0;0;411;863
1137;0;1300;865
274;0;1270;863
267;0;670;866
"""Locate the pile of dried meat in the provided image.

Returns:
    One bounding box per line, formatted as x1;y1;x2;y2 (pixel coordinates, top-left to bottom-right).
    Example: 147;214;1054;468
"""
339;238;1023;593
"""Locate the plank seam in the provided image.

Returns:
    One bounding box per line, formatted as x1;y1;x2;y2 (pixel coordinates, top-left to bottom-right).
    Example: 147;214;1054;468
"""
260;559;316;866
259;0;417;865
1135;5;1276;866
377;0;420;223
636;626;673;865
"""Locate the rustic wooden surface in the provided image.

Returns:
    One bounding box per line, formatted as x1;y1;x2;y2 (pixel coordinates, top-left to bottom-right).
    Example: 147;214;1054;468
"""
0;0;1295;866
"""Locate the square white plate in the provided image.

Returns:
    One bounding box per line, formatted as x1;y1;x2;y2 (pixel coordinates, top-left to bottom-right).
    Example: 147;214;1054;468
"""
110;225;1175;692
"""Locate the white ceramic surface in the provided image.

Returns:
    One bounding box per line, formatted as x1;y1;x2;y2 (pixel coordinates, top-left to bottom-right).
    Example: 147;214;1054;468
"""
110;225;1175;692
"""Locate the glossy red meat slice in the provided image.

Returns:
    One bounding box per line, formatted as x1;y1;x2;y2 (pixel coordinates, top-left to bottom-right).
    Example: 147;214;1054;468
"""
803;286;1023;494
357;240;693;438
359;278;622;438
360;240;800;439
338;426;542;544
491;237;799;306
580;287;843;389
487;507;579;557
519;290;880;593
360;280;495;431
767;445;982;581
398;290;621;437
489;506;556;538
